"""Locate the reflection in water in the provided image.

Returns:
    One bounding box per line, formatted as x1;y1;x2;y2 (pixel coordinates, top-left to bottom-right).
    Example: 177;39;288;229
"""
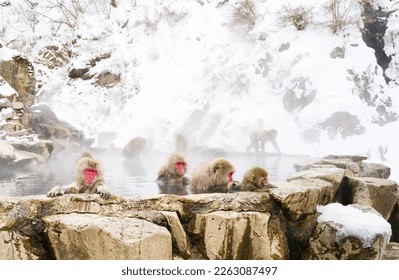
0;150;308;197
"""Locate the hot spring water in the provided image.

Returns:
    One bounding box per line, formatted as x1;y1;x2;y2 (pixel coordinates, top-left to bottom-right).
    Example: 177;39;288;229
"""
0;150;309;197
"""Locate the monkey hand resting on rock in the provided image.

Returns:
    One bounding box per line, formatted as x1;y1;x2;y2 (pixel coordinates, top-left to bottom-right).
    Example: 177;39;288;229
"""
47;152;111;199
241;167;277;192
189;158;240;194
156;153;190;195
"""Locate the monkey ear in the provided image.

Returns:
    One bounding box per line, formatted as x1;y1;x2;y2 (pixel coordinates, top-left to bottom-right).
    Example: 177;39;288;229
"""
213;165;219;173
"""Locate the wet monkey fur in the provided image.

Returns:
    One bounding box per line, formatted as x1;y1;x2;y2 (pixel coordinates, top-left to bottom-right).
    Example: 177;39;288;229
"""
189;158;239;194
47;152;111;199
122;136;147;159
241;166;274;191
156;153;190;195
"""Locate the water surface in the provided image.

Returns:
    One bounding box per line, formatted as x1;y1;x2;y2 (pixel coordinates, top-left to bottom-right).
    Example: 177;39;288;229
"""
0;150;309;197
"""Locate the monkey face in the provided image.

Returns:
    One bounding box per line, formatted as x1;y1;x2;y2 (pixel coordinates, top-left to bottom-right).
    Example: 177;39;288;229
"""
83;168;98;185
175;161;186;175
228;171;234;182
260;177;269;187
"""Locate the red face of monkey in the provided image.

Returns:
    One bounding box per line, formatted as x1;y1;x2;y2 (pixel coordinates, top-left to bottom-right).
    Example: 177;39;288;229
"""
83;168;98;185
228;172;234;182
175;161;186;175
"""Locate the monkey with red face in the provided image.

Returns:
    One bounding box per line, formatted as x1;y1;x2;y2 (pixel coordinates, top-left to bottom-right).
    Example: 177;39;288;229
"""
189;158;240;194
47;152;111;199
156;153;190;195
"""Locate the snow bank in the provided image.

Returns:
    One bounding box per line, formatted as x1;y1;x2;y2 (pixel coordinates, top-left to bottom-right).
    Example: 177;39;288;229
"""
317;203;392;248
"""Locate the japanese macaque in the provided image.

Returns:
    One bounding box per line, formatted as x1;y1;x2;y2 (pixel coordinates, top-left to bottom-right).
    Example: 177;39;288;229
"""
47;152;111;199
246;129;282;154
189;158;240;194
175;133;188;153
47;125;70;140
156;153;190;195
122;136;147;159
241;167;276;191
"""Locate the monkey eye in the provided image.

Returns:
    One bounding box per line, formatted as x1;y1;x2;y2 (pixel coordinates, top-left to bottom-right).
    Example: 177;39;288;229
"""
228;172;234;176
176;161;186;166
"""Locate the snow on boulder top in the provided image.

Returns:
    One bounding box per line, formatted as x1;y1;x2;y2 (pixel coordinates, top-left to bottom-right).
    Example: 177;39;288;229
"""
317;203;392;248
0;77;17;97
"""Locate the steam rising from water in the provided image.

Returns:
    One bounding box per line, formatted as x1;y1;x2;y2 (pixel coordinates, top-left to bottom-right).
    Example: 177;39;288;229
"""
0;148;308;197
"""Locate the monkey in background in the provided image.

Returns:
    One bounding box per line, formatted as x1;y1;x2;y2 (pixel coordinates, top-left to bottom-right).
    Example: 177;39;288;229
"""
246;129;282;154
175;132;188;153
47;152;111;199
122;136;147;159
156;153;190;195
241;166;276;191
189;158;240;194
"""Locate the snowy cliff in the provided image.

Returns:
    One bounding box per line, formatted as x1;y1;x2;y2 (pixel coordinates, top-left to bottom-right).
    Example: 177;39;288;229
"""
0;0;398;178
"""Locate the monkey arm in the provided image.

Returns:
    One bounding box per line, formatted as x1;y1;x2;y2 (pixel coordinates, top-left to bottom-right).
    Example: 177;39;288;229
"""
47;182;77;197
96;184;111;199
226;180;241;192
182;176;190;187
270;139;282;154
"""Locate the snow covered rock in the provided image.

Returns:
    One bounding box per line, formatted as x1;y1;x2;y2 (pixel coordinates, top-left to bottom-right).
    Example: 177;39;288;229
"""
0;139;15;162
43;213;172;260
0;107;16;120
303;203;392;260
0;55;36;107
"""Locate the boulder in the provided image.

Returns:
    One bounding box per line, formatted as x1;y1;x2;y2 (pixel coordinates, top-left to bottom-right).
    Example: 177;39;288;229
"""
43;213;172;260
388;198;399;242
287;166;353;197
188;211;288;260
303;203;391;260
382;242;399;260
0;55;36;107
269;179;333;221
339;176;398;220
359;162;391;179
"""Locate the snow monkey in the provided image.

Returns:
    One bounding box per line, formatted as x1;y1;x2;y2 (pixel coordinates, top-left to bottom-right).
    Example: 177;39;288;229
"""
156;153;190;195
189;158;240;194
47;152;111;199
175;132;188;153
246;129;282;154
241;167;275;191
122;136;147;159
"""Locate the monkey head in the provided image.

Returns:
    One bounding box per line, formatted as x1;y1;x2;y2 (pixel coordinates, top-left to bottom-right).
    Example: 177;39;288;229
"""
170;153;187;176
242;167;269;191
250;167;269;187
83;168;98;185
211;158;236;184
268;129;277;139
76;156;104;187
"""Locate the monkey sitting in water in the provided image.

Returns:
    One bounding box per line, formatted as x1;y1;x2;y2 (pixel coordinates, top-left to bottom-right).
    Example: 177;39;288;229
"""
47;152;111;199
156;153;190;195
241;167;277;192
189;158;240;194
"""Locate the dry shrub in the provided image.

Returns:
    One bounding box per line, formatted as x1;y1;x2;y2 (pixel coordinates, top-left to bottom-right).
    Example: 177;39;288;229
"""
279;5;314;31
